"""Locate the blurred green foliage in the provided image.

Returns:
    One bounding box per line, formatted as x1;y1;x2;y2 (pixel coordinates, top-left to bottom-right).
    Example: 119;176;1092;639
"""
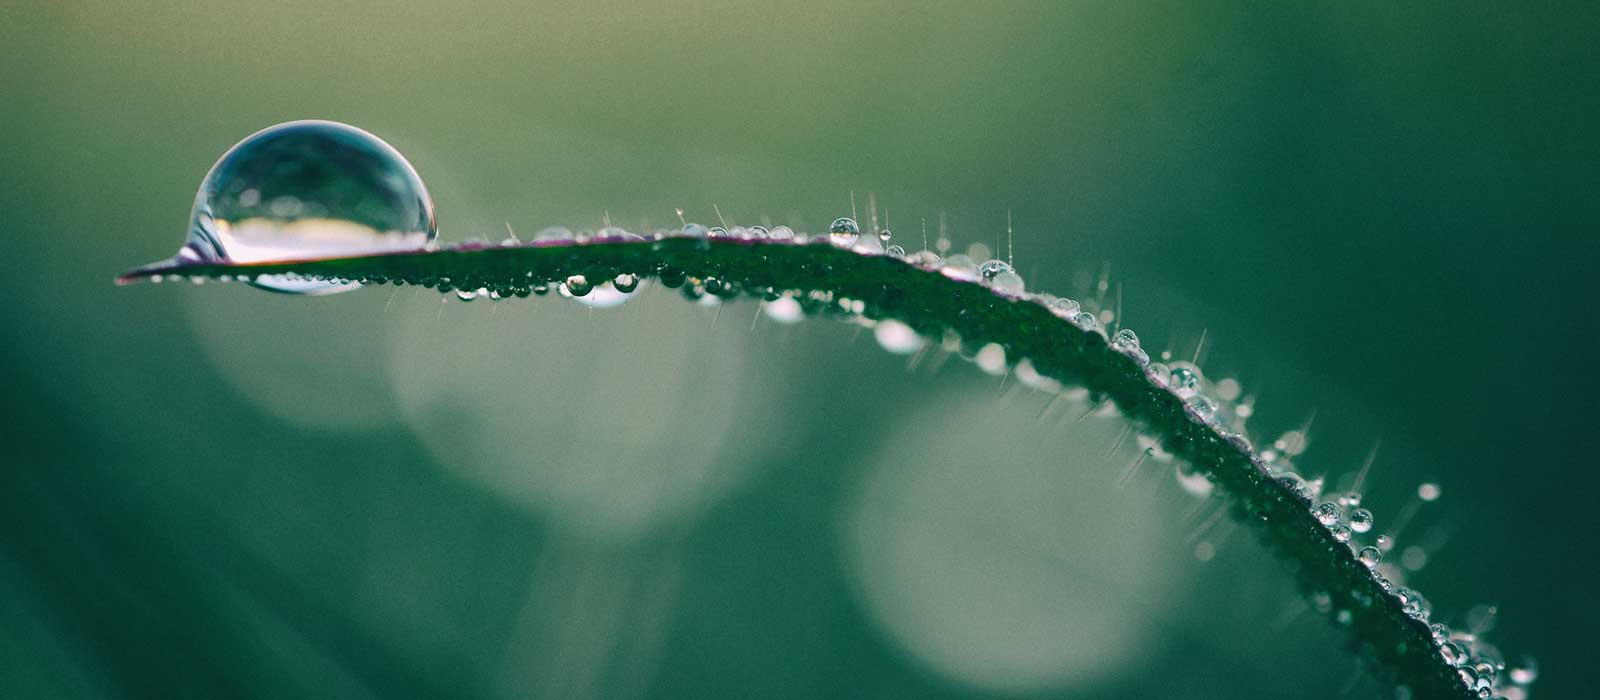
2;2;1594;698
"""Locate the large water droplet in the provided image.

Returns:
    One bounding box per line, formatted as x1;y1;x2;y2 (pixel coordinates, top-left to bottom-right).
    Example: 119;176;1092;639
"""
171;120;436;294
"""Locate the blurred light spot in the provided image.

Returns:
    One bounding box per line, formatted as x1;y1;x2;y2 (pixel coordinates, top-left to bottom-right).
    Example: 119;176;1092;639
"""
842;390;1177;692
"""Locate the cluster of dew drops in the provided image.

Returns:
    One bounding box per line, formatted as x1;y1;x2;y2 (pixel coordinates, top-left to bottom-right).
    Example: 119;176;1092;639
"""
137;122;1535;699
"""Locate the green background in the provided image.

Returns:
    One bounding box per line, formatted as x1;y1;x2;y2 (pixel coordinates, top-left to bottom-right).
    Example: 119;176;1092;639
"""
2;2;1594;698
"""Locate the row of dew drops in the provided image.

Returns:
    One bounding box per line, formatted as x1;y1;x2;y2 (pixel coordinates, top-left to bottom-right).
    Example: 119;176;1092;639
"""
138;122;1534;699
210;212;1536;699
153;209;1542;699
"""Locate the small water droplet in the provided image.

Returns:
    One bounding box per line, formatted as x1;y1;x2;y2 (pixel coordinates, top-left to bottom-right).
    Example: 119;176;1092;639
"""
1418;482;1442;501
873;320;925;354
1330;524;1352;542
1314;502;1341;526
767;226;794;240
681;223;708;237
974;343;1007;375
977;259;1012;281
1349;508;1374;533
1376;533;1394;552
990;271;1025;295
1112;328;1141;351
884;244;906;257
878;228;892;242
563;274;593;297
1186;395;1217;421
167;120;436;295
829;217;860;246
613;273;639;293
1357;546;1382;568
748;225;770;239
1168;363;1202;398
1047;297;1081;319
764;296;803;324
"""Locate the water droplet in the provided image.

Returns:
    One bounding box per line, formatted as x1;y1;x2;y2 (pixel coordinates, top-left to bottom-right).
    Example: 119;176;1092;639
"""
1047;297;1081;319
748;225;770;239
907;250;942;268
1330;524;1352;542
563;274;593;297
1168;363;1202;398
764;296;803;324
169;120;435;294
990;271;1025;295
455;288;482;302
1418;483;1441;501
1072;311;1098;331
885;244;907;257
1337;491;1363;507
1186;395;1217;422
975;343;1007;375
1357;546;1382;568
1112;329;1141;351
878;228;892;242
829;217;860;246
708;226;729;237
613;273;639;293
767;226;794;240
1314;502;1342;526
681;223;708;237
977;259;1013;281
1349;508;1374;533
1376;533;1394;552
874;320;925;354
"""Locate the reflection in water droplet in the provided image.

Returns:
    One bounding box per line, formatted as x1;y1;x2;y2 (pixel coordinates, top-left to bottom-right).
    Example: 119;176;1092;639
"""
829;217;860;246
170;120;436;294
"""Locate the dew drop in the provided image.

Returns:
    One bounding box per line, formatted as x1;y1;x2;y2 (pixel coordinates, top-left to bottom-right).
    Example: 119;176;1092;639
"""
829;217;861;246
165;120;436;295
1168;363;1202;398
1112;328;1141;352
1357;546;1381;568
563;274;593;297
1313;502;1341;526
1330;524;1352;543
977;259;1013;281
884;244;907;257
613;273;639;293
990;271;1025;295
768;225;795;241
874;320;926;354
1048;297;1081;319
1186;395;1217;422
681;223;709;238
747;225;770;239
1376;533;1394;552
1349;508;1374;533
764;296;803;324
878;228;892;242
